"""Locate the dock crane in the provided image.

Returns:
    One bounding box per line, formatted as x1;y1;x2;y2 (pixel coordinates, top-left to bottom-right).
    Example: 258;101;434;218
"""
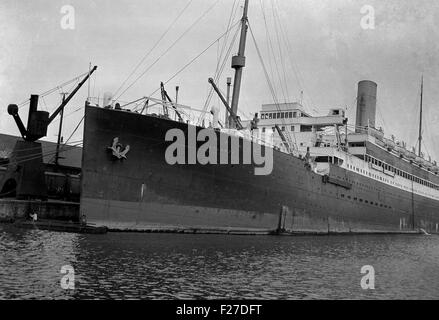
8;66;97;142
0;66;97;200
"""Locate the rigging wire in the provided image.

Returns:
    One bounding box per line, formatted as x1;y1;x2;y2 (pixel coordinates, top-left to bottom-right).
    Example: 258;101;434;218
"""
92;70;97;101
248;22;297;149
127;19;241;112
259;0;276;102
406;84;424;150
115;0;221;101
3;142;83;168
214;0;238;77
422;140;431;160
40;96;48;112
207;0;239;124
63;116;84;146
113;0;195;98
46;116;85;164
17;71;89;109
197;21;241;125
270;0;291;103
376;103;388;133
259;0;288;105
51;106;84;124
0;140;83;154
272;0;318;114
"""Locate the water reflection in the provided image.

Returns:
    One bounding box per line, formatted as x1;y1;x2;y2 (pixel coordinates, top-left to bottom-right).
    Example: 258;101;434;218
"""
0;224;79;299
1;224;439;299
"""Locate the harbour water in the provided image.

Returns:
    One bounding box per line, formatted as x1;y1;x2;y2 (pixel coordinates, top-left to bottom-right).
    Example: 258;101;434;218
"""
1;224;439;299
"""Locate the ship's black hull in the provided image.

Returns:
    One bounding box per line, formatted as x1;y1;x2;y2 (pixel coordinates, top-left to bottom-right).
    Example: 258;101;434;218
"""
80;106;439;234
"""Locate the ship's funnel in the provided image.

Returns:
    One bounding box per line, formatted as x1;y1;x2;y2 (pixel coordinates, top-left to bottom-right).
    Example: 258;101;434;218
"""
355;80;377;133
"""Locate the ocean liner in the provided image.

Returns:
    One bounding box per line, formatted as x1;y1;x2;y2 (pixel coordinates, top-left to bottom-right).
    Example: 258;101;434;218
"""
80;0;439;234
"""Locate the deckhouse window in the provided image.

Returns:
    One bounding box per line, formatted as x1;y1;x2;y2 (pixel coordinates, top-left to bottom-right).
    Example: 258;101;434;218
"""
350;142;366;147
300;125;313;132
315;156;331;163
0;156;9;166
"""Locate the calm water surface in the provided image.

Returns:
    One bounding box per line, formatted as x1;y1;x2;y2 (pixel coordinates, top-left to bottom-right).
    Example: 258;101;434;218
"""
1;224;439;299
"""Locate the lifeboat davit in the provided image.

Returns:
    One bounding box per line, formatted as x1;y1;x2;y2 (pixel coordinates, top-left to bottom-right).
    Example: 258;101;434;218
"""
430;161;439;173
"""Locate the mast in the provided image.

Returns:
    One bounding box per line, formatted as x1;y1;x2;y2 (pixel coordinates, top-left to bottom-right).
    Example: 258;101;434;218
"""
229;0;249;129
225;77;232;128
55;93;67;167
87;62;91;103
175;86;179;105
418;75;423;157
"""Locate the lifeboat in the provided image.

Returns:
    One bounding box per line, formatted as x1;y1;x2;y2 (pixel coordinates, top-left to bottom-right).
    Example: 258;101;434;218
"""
405;151;416;161
394;143;405;157
421;158;432;169
402;148;411;158
384;138;395;151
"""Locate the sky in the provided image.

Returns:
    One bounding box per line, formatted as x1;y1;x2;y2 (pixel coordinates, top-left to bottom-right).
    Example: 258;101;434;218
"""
1;0;439;160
